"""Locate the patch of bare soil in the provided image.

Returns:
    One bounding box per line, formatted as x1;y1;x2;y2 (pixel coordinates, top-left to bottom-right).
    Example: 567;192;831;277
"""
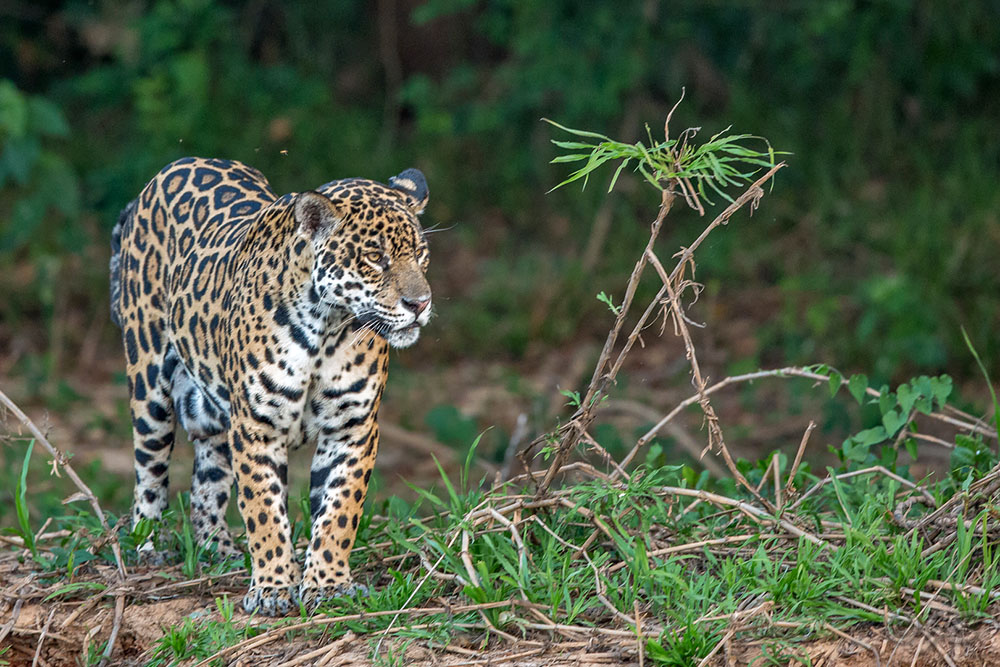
3;580;999;667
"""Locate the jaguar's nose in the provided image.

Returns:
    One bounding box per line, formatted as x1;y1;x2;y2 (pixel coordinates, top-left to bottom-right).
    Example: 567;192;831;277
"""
401;295;431;316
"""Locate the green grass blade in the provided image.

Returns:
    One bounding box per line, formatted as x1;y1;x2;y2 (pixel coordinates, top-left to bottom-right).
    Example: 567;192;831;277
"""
16;439;35;556
961;326;1000;438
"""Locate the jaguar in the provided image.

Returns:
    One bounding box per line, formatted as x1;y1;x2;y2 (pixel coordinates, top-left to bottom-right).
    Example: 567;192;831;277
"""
110;157;431;615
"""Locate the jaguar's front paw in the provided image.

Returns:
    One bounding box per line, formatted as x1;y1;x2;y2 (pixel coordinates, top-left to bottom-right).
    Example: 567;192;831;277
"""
299;581;370;611
242;585;299;616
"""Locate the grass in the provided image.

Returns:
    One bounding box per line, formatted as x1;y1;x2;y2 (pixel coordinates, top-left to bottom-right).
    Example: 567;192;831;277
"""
2;422;998;665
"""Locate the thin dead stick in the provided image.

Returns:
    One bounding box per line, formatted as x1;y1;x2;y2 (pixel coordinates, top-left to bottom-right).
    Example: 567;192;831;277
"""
601;399;726;477
931;412;997;440
0;531;72;549
645;247;773;511
635;599;644;667
833;595;911;623
873;576;1000;600
512;621;639;638
31;608;55;667
784;421;816;499
532;187;676;495
460;529;480;587
754;456;774;495
910;432;955;449
919;629;957;667
372;517;465;659
97;593;125;667
0;388;127;579
605;534;758;573
650;486;830;549
669;162;785;289
772;451;782;511
895;588;959;615
0;599;23;646
909;636;926;667
59;592;105;630
788;466;935;512
697;629;735;667
580;430;631;480
696;599;773;625
275;631;357;667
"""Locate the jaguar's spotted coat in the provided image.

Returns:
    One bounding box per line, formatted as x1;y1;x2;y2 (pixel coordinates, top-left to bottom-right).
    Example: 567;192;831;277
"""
110;157;431;615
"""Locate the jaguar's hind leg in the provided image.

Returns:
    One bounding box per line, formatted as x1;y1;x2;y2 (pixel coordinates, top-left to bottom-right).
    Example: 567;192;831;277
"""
127;345;178;563
191;432;241;560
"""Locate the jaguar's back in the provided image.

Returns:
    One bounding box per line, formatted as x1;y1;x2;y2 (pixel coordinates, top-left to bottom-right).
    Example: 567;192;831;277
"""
110;157;276;328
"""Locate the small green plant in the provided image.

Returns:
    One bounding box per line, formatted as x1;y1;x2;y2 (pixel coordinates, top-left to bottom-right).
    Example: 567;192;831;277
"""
6;439;38;559
545;117;779;199
596;291;620;315
149;596;258;666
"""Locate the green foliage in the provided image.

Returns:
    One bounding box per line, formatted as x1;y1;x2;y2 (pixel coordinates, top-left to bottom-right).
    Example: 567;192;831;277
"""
0;80;81;254
808;365;957;470
149;595;259;666
546;118;777;199
962;327;1000;438
1;0;997;381
8;439;37;558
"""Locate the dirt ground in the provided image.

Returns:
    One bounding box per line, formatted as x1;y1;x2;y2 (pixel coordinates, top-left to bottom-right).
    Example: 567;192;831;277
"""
3;587;999;666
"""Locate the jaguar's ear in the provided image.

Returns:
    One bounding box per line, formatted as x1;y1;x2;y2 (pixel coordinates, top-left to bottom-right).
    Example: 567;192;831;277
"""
294;191;341;237
389;168;429;215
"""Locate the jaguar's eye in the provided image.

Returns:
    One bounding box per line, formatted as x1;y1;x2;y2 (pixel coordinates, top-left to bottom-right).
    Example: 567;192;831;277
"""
365;250;387;268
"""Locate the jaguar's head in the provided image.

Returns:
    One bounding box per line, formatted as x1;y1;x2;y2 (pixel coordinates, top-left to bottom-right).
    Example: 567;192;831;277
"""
294;169;432;348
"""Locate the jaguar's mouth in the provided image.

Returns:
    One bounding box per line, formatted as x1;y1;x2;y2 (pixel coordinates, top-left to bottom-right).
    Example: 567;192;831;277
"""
354;312;423;348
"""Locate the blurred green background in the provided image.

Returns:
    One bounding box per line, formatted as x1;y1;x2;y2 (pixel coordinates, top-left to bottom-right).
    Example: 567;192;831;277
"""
1;0;998;489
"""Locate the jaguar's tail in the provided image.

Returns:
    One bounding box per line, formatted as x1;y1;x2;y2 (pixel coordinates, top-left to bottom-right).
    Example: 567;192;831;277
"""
109;199;137;329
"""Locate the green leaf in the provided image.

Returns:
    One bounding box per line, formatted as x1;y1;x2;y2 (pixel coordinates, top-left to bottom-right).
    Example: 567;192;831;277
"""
44;581;106;601
881;409;907;436
16;440;35;556
596;291;620;315
878;390;898;415
0;80;29;137
645;639;670;661
843;426;889;463
542;117;613;140
0;195;46;252
550;140;595;150
962;327;1000;437
27;97;70;137
842;436;874;463
896;383;917;415
39;158;81;217
827;370;842;397
856;426;889;446
929;374;953;409
559;389;581;408
0;135;42;186
847;374;868;404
